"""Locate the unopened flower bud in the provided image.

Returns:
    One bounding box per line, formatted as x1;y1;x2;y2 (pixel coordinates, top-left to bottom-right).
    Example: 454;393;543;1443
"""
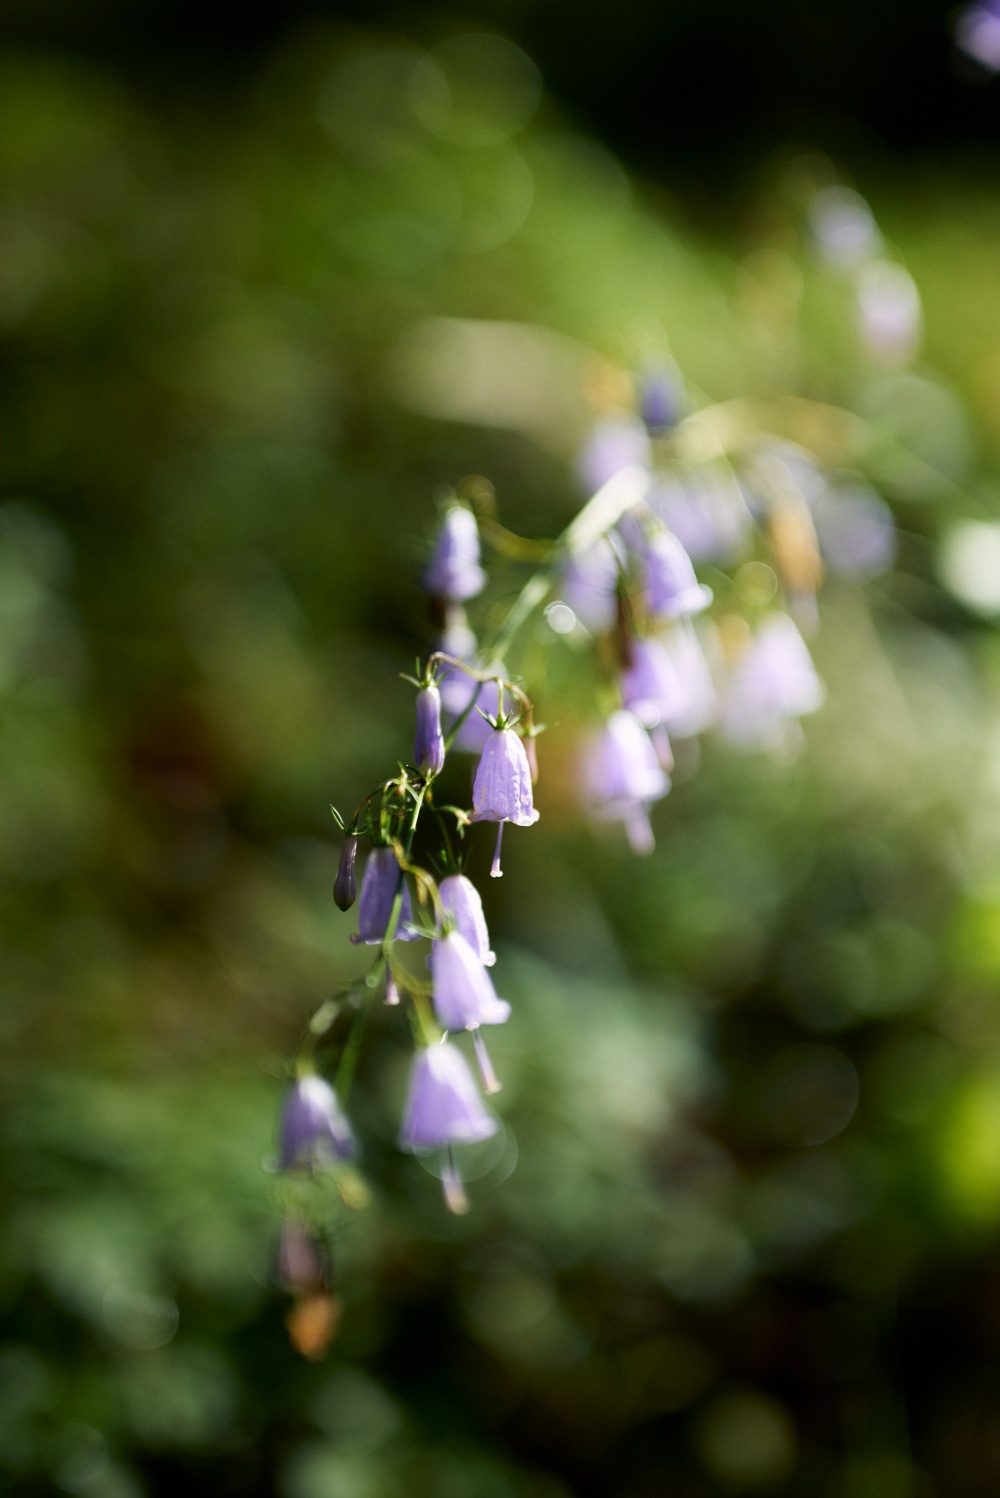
333;834;359;911
279;1075;356;1171
415;683;446;776
352;848;420;945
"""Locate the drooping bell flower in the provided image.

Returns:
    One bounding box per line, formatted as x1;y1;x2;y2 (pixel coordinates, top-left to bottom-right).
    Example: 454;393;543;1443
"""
439;873;496;965
351;847;420;944
583;709;670;855
399;1041;499;1211
650;472;752;566
415;682;446;776
812;484;896;580
280;1075;355;1170
277;1217;327;1295
439;671;502;753
659;620;719;739
559;537;620;633
470;725;539;877
621;636;688;730
721;612;825;749
578;416;652;494
431;928;509;1092
333;833;359;911
423;505;485;601
957;0;1000;69
644;530;713;619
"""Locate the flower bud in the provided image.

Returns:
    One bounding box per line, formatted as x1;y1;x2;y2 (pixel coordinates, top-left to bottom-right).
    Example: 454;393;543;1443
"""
415;683;446;776
333;834;359;912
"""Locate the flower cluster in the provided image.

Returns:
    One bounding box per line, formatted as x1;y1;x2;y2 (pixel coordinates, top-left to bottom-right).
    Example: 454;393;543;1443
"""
273;231;909;1311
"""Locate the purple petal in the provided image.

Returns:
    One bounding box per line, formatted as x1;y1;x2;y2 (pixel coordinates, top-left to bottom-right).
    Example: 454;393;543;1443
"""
471;728;539;827
353;848;420;944
431;930;510;1031
439;874;495;965
399;1042;499;1151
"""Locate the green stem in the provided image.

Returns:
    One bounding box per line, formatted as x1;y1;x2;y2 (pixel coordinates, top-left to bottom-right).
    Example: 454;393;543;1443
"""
490;571;554;663
335;1003;367;1104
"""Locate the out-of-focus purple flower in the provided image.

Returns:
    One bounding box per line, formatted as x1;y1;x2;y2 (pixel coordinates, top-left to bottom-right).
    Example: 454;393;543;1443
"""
439;671;501;753
813;485;896;579
437;613;477;661
640;364;684;434
423;506;485;601
578;417;652;495
650;473;752;566
415;683;446;776
471;726;539;876
278;1218;327;1293
440;873;495;965
744;441;827;518
659;621;719;738
810;186;881;270
559;538;620;633
351;847;419;944
431;928;511;1070
857;262;921;366
583;708;670;854
621;636;688;729
399;1041;499;1150
956;0;1000;69
722;612;825;747
280;1075;355;1170
644;531;713;619
333;833;359;912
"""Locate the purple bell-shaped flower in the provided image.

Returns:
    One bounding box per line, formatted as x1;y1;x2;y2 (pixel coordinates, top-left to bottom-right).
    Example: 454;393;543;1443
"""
471;725;540;877
659;621;719;738
423;506;485;601
400;1041;499;1211
400;1042;499;1150
559;537;620;633
351;847;420;945
415;682;446;776
439;873;496;965
621;637;688;730
722;612;825;748
644;530;713;619
649;472;752;567
583;709;670;854
431;928;509;1092
279;1075;355;1170
578;416;652;495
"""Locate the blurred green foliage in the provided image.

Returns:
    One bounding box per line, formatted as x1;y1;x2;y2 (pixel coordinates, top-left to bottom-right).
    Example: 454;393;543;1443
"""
5;22;1000;1498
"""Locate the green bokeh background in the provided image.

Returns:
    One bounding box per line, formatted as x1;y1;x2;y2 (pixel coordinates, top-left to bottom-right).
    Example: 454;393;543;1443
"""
4;15;1000;1497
